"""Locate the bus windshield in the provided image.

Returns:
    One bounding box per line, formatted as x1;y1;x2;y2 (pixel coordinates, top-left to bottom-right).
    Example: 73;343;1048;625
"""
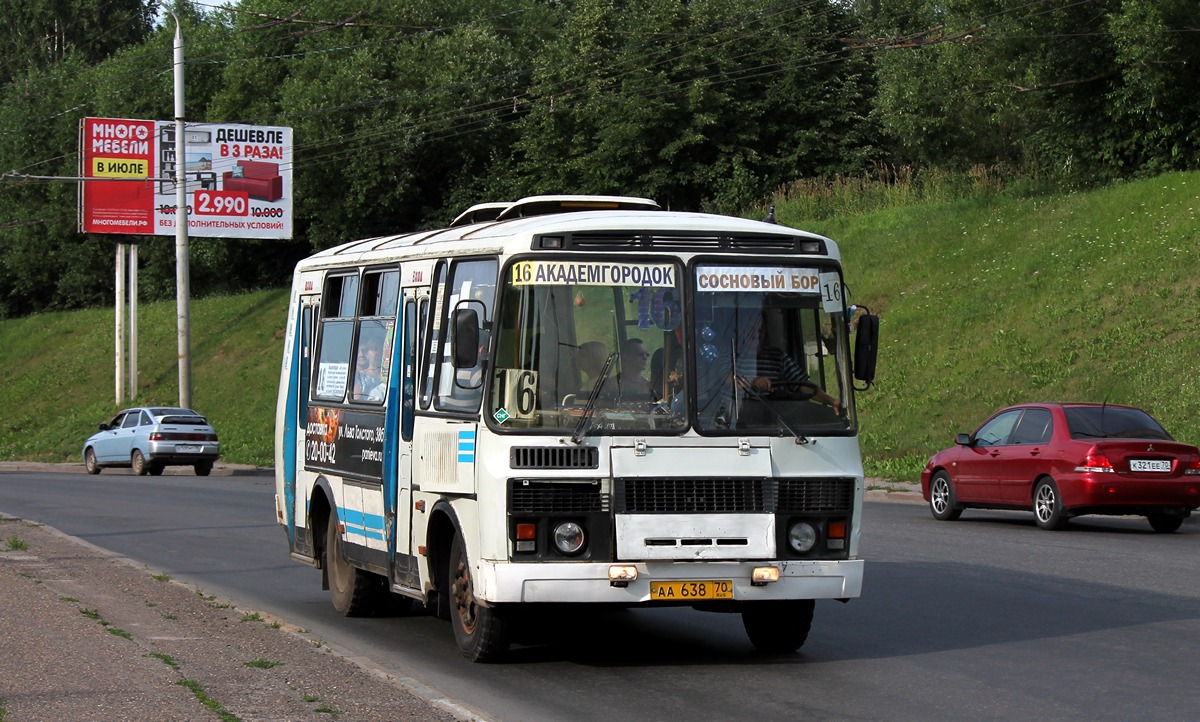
691;263;855;435
489;257;687;433
486;258;854;436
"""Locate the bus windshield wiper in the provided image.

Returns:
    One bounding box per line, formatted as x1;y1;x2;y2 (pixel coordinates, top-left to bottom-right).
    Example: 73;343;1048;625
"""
571;352;617;444
735;375;809;445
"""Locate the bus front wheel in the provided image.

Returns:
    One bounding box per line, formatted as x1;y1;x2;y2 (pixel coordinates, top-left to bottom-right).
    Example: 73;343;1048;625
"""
449;533;511;662
742;599;815;654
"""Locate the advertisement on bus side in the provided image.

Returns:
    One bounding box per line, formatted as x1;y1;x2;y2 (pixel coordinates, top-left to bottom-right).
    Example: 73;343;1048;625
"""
304;406;385;481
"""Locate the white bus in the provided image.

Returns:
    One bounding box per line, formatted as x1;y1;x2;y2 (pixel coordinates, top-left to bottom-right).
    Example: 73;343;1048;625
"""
274;195;879;661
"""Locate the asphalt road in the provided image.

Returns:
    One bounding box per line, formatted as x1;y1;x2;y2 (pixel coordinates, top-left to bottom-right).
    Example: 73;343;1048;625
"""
2;469;1198;721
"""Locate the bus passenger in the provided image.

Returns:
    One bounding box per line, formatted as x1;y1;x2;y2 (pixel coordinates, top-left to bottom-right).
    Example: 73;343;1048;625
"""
578;341;608;387
353;336;385;401
617;337;656;400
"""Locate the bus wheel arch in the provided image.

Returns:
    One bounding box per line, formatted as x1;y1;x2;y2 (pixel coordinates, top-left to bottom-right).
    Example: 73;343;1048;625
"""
425;503;458;621
425;502;512;661
308;481;335;589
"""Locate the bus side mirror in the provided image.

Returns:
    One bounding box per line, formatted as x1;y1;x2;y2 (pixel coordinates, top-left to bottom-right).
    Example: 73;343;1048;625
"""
853;313;878;384
452;308;480;368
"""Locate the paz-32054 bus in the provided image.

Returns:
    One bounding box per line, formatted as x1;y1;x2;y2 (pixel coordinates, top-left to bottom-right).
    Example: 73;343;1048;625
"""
274;195;879;661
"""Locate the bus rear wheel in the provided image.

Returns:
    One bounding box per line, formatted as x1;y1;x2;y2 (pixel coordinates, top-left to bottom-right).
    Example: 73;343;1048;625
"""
742;599;815;654
326;518;385;616
449;533;511;662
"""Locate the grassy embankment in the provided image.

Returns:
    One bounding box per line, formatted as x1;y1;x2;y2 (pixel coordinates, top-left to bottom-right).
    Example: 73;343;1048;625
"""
0;289;288;467
2;171;1197;479
784;169;1200;479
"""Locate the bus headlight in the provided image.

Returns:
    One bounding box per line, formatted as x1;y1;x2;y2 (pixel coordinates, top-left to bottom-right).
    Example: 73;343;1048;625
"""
787;522;817;553
552;521;586;555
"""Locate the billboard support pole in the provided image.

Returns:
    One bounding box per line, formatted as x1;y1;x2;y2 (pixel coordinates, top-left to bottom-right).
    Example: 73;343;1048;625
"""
115;241;126;405
172;15;192;409
129;240;138;399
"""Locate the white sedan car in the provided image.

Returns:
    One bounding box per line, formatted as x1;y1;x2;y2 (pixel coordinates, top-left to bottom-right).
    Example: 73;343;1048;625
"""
83;407;220;476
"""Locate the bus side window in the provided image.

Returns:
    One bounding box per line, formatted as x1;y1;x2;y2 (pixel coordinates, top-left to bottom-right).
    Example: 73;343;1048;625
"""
434;258;498;413
313;273;358;401
420;264;445;410
402;299;417;440
349;269;399;405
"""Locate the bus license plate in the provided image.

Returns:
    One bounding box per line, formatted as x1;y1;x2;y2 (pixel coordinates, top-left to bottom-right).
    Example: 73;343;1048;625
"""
1130;459;1171;472
176;445;201;453
649;580;734;601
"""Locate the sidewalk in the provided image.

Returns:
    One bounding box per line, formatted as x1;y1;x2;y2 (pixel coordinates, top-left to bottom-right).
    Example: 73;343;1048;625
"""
0;515;476;722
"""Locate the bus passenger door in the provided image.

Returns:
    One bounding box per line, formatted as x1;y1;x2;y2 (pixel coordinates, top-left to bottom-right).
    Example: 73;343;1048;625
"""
283;299;316;548
386;290;421;590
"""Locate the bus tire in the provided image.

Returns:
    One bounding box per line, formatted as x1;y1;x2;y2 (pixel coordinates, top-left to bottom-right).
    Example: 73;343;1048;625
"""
742;599;814;654
449;533;510;662
326;518;383;617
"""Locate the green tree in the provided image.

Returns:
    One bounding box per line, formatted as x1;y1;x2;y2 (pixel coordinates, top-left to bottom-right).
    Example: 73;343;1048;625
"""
1105;0;1200;173
502;0;875;211
862;0;1200;181
0;0;158;87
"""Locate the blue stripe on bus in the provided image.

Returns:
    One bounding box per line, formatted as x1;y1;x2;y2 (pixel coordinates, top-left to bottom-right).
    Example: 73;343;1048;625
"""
339;508;385;541
457;429;475;463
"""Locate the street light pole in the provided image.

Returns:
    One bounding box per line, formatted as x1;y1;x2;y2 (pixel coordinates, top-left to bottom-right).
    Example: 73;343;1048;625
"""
172;14;192;409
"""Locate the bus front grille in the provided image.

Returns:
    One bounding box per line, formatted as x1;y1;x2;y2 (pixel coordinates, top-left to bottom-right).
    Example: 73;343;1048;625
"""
509;480;609;513
510;446;599;469
615;477;854;514
777;477;855;513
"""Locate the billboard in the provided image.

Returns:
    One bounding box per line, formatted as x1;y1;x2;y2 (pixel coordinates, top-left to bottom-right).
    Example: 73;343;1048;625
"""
79;117;293;239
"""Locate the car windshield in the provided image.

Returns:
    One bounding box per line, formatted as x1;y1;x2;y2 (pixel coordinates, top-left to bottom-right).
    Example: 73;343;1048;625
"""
1064;406;1172;440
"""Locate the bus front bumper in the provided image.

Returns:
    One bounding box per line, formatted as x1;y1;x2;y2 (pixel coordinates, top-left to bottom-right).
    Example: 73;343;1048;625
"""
476;558;863;605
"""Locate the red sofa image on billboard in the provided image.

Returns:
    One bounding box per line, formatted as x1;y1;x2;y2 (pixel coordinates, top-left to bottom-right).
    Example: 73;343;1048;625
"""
222;160;283;202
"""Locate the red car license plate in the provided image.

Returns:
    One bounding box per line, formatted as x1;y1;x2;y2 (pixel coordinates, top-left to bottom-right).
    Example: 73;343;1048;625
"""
1129;459;1171;472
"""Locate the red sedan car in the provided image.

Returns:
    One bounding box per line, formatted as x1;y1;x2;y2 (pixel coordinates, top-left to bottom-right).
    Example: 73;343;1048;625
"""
920;403;1200;532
